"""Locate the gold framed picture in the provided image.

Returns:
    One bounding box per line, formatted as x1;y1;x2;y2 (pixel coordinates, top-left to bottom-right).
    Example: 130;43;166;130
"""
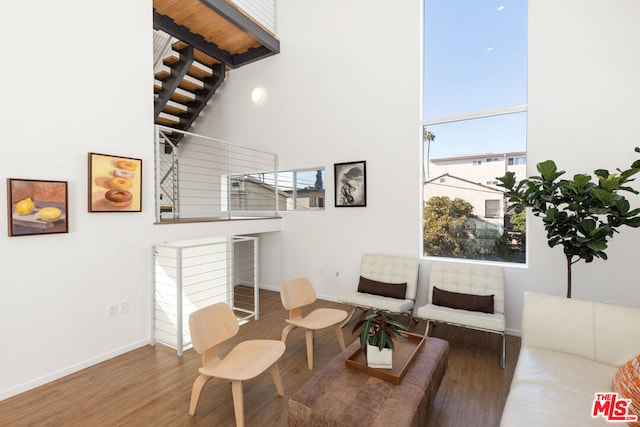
88;152;142;212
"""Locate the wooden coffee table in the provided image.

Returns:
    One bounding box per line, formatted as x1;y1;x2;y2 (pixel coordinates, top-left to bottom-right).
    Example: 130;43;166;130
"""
288;336;448;427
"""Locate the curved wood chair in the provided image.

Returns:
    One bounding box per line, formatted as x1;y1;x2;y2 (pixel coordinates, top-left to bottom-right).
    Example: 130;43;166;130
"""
280;277;347;370
188;302;285;427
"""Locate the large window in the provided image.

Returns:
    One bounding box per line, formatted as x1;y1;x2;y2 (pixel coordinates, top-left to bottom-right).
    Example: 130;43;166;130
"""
423;0;527;263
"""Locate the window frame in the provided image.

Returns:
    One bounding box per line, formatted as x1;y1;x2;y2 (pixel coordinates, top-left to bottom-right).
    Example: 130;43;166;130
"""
421;0;528;265
422;108;528;264
277;167;326;211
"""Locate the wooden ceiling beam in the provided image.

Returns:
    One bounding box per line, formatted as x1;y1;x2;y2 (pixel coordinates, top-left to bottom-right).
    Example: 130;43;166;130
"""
234;46;276;67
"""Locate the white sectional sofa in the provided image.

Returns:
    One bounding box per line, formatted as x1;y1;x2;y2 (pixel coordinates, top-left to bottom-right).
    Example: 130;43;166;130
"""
500;292;640;426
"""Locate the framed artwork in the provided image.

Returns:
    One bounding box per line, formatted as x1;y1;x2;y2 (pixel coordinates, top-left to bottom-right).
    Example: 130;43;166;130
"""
7;178;69;236
334;160;367;207
88;153;142;212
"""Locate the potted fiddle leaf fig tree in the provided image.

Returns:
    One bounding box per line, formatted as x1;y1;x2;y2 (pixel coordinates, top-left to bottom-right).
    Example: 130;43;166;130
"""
353;310;409;369
497;148;640;298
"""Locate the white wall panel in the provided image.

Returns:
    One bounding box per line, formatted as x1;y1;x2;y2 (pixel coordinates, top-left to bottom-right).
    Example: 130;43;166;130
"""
229;0;277;34
0;0;281;400
194;0;424;300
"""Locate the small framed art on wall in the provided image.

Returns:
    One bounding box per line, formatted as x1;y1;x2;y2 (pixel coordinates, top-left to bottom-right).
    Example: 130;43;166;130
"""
334;160;366;207
7;178;69;236
88;152;142;212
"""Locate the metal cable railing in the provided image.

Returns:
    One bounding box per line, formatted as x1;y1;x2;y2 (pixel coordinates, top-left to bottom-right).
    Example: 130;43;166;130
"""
152;236;259;355
154;125;279;221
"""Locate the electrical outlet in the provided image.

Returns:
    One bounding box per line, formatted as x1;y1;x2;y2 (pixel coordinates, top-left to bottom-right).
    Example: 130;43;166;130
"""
107;304;117;318
120;300;129;315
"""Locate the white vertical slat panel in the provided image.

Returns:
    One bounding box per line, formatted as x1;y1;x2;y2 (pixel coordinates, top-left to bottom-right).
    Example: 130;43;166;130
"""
228;0;277;35
152;237;259;355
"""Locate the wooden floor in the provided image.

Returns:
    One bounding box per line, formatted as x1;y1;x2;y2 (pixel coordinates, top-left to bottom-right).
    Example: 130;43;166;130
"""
0;289;520;427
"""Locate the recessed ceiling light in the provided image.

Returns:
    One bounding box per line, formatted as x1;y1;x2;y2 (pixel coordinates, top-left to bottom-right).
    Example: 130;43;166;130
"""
251;87;265;104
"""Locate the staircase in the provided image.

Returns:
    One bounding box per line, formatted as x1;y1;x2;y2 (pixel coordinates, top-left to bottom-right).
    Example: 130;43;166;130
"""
152;0;279;149
152;0;280;220
154;37;226;150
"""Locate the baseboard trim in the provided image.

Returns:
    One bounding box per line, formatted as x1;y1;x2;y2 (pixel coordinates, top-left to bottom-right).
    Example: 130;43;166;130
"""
0;339;150;401
259;284;339;303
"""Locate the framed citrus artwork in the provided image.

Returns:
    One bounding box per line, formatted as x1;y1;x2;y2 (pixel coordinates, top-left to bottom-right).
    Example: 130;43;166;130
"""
7;178;69;237
88;152;142;212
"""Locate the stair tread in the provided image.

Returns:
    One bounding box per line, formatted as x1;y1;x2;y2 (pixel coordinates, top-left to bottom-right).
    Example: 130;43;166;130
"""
156;112;180;126
163;100;188;115
171;90;196;104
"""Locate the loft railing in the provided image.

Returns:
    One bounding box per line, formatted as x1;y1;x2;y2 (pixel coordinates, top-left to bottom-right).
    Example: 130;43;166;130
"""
154;125;279;222
152;236;259;355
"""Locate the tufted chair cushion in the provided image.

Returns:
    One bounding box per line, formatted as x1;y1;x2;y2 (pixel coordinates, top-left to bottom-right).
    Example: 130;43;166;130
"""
360;254;419;300
427;261;505;314
415;260;506;367
337;254;419;314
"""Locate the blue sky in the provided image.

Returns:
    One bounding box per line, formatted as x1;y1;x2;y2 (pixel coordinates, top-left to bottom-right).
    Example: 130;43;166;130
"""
423;0;527;158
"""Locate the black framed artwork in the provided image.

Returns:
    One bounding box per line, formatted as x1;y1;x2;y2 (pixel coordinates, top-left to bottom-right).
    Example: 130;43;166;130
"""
334;160;367;207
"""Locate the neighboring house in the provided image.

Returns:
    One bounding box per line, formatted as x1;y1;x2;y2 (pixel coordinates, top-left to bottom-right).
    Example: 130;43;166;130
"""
428;152;526;188
424;173;505;228
230;175;325;212
230;176;289;212
283;188;325;210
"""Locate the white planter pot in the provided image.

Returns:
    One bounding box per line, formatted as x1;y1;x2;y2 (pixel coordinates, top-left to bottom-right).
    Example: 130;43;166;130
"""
366;343;393;369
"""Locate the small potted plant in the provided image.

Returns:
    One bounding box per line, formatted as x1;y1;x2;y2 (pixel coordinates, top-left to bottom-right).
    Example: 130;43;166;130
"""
353;310;409;369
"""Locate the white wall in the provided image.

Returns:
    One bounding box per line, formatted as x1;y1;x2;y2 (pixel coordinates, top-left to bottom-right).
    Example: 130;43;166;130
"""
502;0;640;330
200;0;640;335
195;0;424;299
3;0;640;401
0;0;282;400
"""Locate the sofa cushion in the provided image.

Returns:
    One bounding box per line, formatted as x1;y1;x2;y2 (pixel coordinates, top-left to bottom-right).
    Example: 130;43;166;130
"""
522;292;640;366
432;286;494;313
501;347;618;426
501;382;607;426
595;304;640;367
512;347;618;395
612;354;640;426
357;276;407;299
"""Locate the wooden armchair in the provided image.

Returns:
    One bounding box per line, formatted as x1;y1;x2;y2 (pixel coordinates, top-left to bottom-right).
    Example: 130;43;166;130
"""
415;260;506;368
188;302;285;426
280;277;347;370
